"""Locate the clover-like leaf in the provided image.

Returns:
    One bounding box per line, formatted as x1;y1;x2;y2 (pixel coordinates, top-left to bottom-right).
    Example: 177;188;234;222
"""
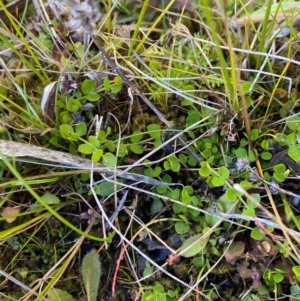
81;79;96;95
251;227;265;240
75;122;87;136
130;144;144;154
78;143;94;155
211;176;226;187
147;124;161;139
60;124;74;139
103;153;117;167
218;166;229;179
130;131;144;143
288;145;300;162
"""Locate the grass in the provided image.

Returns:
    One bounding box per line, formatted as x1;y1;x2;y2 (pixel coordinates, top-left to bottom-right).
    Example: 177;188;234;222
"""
1;0;300;300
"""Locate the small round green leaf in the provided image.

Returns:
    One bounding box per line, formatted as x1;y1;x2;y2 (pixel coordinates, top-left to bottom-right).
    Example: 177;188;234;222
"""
60;124;74;139
75;122;87;136
235;148;247;158
186;111;201;127
250;129;259;141
173;202;184;214
103;153;117;167
218;166;230;179
288;145;300;162
273;273;284;283
175;221;190;234
130;131;144;143
92;149;103;162
292;266;300;276
103;78;111;91
273;163;286;173
151;199;163;212
87;136;100;148
152;166;162;177
192;256;205;268
239;180;254;190
188;157;197;167
78;143;94;155
85;93;100;101
111;83;122;94
81;79;96;94
168;156;180;172
96;181;121;196
225;188;237;202
147;124;161;139
41;193;60;204
261;140;269;150
130;144;144;154
251;227;265;240
211;176;226;187
287;133;296;145
261;151;272;160
199;166;211;177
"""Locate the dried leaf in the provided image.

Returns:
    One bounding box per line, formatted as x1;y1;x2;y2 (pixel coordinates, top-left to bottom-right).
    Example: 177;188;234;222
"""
41;82;57;126
239;268;253;279
224;241;245;264
0;140;176;186
269;143;300;172
51;41;67;65
20;127;44;134
1;206;20;223
274;88;288;100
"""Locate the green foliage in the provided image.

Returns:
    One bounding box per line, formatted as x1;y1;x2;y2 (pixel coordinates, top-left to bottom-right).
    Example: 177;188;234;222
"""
175;218;190;234
192;256;206;268
3;0;300;299
143;261;153;278
147;124;162;139
141;283;177;301
243;295;262;301
225;188;238;202
81;249;102;301
164;156;181;172
103;76;123;93
82;79;96;95
292;266;300;278
81;79;100;101
130;131;144;143
94;181;123;197
250;129;260;141
199;162;230;188
288;145;300;162
48;288;75;301
263;269;285;286
40;192;61;204
251;227;266;240
290;284;300;301
32;192;61;211
272;163;290;182
130;143;144;154
179;228;211;257
102;152;117;166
